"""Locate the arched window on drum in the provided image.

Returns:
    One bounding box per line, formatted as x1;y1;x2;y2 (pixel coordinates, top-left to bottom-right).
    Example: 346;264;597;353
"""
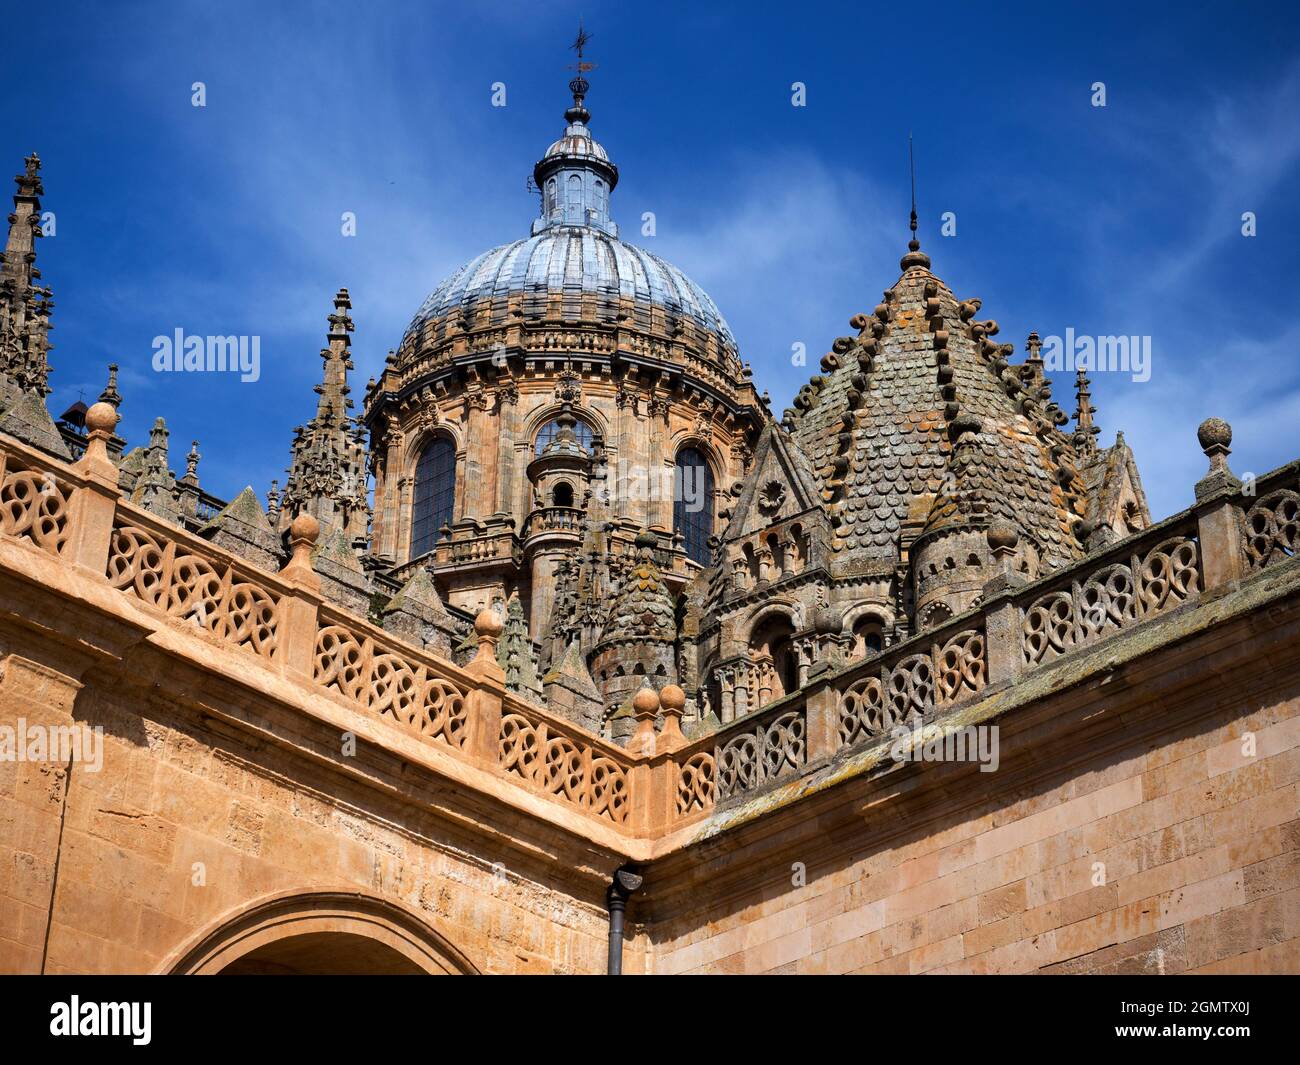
673;448;714;566
534;417;594;456
411;435;456;558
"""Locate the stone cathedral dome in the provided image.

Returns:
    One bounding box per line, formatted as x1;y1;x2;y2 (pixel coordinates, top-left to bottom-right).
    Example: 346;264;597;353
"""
395;71;741;379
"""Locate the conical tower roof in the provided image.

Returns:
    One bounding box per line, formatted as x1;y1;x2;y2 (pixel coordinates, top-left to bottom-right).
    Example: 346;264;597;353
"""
788;239;1088;569
598;531;676;644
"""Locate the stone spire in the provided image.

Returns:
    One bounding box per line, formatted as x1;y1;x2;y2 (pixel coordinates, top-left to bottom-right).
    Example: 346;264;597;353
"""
281;288;371;546
497;591;544;702
0;153;68;458
98;362;122;409
0;153;54;406
1024;331;1045;391
130;417;180;518
1072;367;1100;461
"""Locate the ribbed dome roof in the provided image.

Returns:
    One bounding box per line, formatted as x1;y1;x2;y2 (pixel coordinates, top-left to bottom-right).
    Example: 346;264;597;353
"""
541;123;611;165
400;70;737;360
403;228;737;351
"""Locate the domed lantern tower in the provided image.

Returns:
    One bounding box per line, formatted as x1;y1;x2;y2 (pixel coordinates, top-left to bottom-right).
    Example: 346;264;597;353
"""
363;36;767;665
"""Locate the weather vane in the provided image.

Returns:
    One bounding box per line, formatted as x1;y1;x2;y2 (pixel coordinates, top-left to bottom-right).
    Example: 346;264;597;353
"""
568;22;596;75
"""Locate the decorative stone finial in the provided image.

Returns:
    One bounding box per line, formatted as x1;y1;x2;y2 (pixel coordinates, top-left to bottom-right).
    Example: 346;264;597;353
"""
289;512;320;546
475;606;505;641
73;401;121;481
464;606;507;684
1073;368;1100;461
184;440;201;482
632;686;659;718
987;520;1019;557
657;683;688;754
84;401;118;436
628;684;660;757
280;512;321;589
1194;417;1240;500
98;363;122;409
1197;416;1232;455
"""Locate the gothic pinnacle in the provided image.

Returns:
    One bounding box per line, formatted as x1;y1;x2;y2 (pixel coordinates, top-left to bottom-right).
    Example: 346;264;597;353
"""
1072;367;1100;461
98;363;122;408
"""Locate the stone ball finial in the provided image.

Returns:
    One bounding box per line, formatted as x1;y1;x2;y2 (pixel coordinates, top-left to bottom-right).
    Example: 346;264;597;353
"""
474;606;504;640
637;691;665;717
632;686;660;717
987;520;1019;553
634;530;657;550
288;513;320;545
658;684;686;715
85;401;118;435
1197;417;1232;455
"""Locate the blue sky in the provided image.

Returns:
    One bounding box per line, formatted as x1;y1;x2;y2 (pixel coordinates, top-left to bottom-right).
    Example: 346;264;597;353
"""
3;0;1298;520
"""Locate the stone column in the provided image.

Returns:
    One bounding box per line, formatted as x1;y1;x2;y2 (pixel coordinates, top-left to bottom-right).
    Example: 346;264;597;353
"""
496;392;518;516
463;608;506;768
1193;418;1246;592
981;521;1027;686
278;514;323;681
66;403;120;576
804;681;841;764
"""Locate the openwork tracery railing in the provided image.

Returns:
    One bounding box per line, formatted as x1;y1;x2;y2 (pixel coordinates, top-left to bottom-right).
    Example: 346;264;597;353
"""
1021;533;1201;666
106;514;282;660
1244;475;1299;570
5;424;1299;841
838;626;986;748
499;707;630;824
677;751;716;815
314;611;469;750
0;452;72;556
714;708;806;802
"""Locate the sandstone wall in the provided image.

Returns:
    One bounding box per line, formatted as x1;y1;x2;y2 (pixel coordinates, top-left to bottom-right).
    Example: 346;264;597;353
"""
0;651;618;975
647;686;1300;974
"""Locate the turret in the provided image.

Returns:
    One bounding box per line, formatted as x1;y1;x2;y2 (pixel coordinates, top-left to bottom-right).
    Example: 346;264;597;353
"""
590;531;678;743
531;27;619;237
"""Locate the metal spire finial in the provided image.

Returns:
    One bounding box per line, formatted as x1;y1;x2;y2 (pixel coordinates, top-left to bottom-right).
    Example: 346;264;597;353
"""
908;133;919;248
899;135;931;270
565;21;596;123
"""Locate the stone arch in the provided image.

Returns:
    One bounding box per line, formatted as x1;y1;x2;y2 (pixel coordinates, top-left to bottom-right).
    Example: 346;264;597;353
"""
402;423;465;483
522;401;610;446
840;601;896;635
742;599;801;636
550;479;576;507
746;609;799;702
161;889;480;976
920;601;954;631
666;431;726;484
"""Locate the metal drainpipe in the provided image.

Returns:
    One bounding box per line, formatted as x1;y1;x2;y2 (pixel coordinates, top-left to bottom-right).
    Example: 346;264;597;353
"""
606;867;643;975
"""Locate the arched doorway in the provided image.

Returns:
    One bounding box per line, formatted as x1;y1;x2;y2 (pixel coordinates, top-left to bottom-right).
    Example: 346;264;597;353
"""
162;891;479;975
219;931;427;975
